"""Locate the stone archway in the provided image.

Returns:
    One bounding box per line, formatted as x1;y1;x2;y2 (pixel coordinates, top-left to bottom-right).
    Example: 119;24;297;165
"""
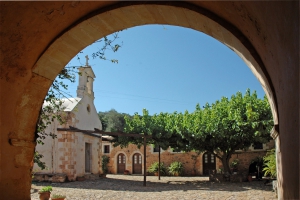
0;2;298;199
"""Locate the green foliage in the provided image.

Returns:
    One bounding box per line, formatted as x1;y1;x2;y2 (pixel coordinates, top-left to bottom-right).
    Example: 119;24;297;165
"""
52;194;66;198
230;159;240;169
147;162;167;175
101;155;110;174
263;149;277;178
33;151;47;170
39;186;52;193
168;161;184;176
91;32;122;62
98;109;132;132
112;89;273;174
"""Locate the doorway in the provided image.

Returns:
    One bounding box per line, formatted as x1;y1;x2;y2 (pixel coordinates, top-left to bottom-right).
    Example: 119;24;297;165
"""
85;143;91;173
203;152;216;175
132;153;142;174
117;153;126;174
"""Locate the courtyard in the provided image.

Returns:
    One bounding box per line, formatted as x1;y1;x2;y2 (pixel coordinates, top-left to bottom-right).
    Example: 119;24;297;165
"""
31;175;276;200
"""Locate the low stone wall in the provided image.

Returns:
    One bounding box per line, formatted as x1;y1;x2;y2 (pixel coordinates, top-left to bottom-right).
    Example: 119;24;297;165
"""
32;173;67;183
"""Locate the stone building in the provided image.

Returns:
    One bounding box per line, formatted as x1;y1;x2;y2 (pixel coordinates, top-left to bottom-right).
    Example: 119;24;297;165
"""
102;140;274;176
33;60;102;181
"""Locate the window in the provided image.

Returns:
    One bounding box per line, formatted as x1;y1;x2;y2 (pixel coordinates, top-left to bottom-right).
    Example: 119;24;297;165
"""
253;142;263;150
211;154;214;163
153;145;160;152
104;145;110;153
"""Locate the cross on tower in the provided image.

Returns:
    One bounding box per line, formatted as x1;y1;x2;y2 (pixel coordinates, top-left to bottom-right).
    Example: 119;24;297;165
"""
85;55;89;66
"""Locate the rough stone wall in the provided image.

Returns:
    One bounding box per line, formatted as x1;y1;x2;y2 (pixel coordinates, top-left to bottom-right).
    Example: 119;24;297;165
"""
57;132;77;181
104;140;274;176
104;142;209;175
228;140;275;172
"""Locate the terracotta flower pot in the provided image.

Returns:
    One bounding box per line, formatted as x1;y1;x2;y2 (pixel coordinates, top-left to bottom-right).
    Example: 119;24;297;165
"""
38;192;51;200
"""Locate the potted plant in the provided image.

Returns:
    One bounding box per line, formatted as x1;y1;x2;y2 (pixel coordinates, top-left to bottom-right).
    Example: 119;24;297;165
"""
147;162;167;176
51;194;66;200
101;155;110;177
38;186;52;200
263;149;276;178
124;170;130;175
168;161;184;176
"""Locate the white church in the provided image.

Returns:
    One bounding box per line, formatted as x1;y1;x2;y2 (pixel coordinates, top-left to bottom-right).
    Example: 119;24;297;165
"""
33;57;103;181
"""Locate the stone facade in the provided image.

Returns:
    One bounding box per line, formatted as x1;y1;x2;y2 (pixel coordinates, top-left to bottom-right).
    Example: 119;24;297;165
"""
102;140;274;176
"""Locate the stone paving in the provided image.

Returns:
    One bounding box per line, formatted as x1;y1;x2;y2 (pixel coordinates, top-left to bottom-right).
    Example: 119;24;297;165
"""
31;174;277;200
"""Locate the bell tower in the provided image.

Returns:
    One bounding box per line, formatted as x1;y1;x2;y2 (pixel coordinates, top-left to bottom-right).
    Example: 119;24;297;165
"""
76;55;96;99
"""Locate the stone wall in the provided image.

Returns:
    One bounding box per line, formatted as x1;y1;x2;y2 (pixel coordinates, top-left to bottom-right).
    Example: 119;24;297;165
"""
228;140;275;172
103;143;205;175
104;140;274;176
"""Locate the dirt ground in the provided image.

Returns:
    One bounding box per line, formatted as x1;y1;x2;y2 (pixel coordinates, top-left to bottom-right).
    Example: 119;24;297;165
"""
31;174;277;200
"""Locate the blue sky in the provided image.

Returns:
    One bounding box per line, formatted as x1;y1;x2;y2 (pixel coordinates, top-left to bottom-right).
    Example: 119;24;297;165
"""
65;25;265;115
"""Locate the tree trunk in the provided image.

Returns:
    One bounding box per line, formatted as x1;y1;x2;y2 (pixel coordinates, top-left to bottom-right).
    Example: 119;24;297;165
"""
221;155;231;174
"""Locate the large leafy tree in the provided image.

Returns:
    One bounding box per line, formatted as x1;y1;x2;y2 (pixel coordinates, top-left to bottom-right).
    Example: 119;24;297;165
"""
111;109;179;150
179;89;273;173
112;89;273;174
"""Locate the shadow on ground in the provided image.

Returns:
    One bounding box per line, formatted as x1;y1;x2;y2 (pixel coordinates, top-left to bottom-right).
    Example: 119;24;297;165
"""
32;175;273;193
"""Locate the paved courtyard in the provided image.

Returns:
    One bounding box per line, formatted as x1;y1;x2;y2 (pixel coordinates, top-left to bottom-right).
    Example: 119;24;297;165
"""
31;174;276;200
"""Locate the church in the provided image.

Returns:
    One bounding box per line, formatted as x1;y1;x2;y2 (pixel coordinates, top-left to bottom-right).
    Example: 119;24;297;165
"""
33;57;103;181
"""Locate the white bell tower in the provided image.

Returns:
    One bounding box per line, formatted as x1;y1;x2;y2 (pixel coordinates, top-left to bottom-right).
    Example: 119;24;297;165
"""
76;55;96;99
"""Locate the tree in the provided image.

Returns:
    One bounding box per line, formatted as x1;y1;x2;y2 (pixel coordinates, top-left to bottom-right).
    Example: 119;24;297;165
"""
110;109;192;155
177;89;273;174
98;109;131;132
112;89;273;175
34;32;122;169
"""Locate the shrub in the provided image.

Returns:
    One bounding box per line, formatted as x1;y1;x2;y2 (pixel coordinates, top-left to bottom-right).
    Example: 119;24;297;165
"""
101;155;110;174
147;162;167;175
168;161;184;176
39;186;52;193
263;149;277;179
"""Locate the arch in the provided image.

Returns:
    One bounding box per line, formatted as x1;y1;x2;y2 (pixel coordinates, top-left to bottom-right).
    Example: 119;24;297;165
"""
33;2;278;124
116;152;127;174
1;2;298;199
132;153;143;174
202;152;216;175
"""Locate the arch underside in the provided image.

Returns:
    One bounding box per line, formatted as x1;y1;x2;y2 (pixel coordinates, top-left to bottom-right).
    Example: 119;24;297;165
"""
32;2;278;124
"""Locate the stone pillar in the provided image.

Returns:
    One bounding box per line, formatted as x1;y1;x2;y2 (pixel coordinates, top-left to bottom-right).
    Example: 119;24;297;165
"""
0;73;52;199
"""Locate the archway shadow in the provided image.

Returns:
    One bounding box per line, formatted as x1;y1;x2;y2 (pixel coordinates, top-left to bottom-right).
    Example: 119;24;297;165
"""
32;175;273;193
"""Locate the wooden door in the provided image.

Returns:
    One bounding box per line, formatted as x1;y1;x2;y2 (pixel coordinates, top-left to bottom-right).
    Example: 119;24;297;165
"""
85;143;91;173
117;153;126;174
132;153;142;174
203;152;216;175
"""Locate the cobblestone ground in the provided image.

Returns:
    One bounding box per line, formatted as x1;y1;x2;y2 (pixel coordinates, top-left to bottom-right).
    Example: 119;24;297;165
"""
31;174;276;200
